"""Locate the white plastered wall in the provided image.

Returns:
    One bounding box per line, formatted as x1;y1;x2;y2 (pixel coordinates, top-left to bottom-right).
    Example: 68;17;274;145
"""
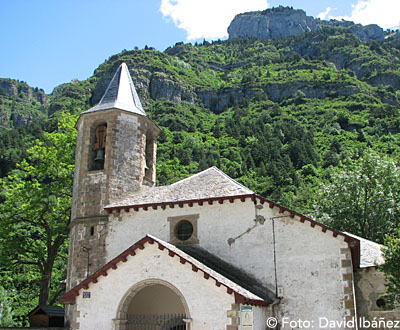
75;241;235;330
106;198;351;327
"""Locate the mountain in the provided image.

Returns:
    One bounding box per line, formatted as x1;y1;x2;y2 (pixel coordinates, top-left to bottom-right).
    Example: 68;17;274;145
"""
228;6;384;42
0;79;47;128
1;7;400;211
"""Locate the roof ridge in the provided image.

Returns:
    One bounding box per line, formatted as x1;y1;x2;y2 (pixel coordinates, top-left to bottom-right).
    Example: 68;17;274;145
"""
170;166;253;193
169;167;216;186
211;166;254;193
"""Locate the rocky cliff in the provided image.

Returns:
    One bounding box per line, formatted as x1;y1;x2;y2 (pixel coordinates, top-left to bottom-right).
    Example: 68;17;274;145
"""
228;7;319;40
228;6;384;42
0;79;48;128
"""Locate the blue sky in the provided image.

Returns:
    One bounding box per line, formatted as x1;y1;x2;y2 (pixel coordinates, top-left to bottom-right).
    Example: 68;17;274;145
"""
1;0;399;93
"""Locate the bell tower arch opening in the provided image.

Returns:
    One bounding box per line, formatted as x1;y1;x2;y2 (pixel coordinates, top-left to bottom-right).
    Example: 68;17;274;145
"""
89;123;107;171
144;131;156;185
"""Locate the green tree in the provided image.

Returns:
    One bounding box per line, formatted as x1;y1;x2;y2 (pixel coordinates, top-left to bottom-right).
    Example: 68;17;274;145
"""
0;286;13;326
315;150;400;243
0;113;77;307
380;226;400;307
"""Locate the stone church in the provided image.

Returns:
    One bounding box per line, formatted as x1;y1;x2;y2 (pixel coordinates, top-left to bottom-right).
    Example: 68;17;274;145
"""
61;62;398;329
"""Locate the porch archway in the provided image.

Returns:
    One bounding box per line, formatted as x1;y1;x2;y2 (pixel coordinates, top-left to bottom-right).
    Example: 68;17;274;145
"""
115;279;190;330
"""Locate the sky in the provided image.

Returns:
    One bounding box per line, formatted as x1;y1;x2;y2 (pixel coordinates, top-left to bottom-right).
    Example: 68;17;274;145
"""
1;0;399;94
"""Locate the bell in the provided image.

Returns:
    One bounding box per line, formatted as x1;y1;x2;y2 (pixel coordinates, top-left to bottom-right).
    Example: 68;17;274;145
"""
95;148;105;162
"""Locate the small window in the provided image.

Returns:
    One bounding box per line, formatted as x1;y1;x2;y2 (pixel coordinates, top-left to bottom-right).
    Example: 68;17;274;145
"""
376;298;386;308
90;226;95;236
168;214;199;245
175;220;193;241
144;133;155;182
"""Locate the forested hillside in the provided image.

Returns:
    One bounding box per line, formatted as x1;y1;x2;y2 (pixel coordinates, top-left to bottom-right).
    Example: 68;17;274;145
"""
2;27;400;210
1;16;400;324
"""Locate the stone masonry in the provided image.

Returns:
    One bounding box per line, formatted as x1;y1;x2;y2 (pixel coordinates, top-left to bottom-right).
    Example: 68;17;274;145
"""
67;108;160;289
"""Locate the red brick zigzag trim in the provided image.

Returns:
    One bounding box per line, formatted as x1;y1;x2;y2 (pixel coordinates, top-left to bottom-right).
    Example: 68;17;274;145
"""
60;235;270;306
105;194;359;246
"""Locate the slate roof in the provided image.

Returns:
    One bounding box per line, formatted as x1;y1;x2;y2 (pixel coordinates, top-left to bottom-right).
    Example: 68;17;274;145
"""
83;62;146;116
179;245;276;302
28;305;65;317
344;232;385;268
61;235;273;306
106;166;254;208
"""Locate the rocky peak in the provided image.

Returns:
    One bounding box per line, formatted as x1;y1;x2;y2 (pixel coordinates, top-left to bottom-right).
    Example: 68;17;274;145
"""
228;6;384;42
0;79;48;128
349;24;384;42
228;7;319;40
0;79;47;105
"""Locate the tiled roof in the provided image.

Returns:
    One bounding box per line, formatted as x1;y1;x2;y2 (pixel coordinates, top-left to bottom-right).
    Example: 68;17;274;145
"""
60;235;272;306
83;62;146;116
106;167;254;208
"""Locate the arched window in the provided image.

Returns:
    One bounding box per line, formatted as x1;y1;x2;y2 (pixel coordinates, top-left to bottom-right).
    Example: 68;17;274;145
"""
144;133;154;181
89;124;107;171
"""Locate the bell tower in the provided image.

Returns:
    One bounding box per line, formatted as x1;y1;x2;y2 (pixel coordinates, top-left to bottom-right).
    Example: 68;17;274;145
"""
66;62;160;290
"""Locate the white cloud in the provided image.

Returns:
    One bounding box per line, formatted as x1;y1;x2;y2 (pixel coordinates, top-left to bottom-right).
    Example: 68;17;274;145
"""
317;7;331;20
160;0;269;40
323;0;400;30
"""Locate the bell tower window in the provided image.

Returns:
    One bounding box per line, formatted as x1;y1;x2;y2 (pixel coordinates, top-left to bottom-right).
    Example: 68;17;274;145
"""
144;133;154;182
89;124;107;171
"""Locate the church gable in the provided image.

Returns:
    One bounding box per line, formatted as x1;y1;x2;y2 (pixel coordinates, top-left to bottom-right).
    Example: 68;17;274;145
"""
61;234;272;307
61;235;274;330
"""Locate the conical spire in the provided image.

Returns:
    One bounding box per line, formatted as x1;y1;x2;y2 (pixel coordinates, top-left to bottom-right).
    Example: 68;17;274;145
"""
84;62;146;116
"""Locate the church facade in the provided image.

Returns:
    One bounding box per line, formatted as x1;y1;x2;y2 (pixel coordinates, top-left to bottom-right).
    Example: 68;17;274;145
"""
61;62;398;329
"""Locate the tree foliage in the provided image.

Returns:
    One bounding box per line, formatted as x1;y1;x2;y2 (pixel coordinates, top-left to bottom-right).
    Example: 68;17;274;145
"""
315;150;400;243
381;226;400;307
0;285;13;326
0;113;77;309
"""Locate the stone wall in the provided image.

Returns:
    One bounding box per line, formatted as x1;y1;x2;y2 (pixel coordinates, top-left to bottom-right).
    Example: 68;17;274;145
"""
71;109;158;221
355;268;400;329
66;108;160;329
67;108;160;290
66;216;108;290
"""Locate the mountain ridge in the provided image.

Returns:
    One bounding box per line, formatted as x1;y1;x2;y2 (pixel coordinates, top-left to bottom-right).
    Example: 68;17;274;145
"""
0;9;400;208
228;6;387;42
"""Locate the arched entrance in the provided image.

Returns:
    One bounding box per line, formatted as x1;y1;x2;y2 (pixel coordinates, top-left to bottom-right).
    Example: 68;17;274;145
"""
115;280;190;330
